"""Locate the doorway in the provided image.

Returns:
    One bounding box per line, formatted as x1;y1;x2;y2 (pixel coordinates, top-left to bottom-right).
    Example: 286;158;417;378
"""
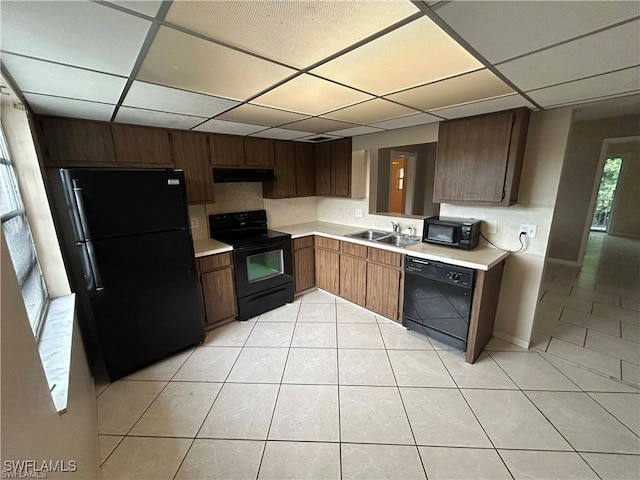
591;157;623;232
389;156;407;214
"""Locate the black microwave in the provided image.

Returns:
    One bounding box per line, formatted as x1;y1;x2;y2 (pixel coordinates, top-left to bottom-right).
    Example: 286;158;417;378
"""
422;216;481;250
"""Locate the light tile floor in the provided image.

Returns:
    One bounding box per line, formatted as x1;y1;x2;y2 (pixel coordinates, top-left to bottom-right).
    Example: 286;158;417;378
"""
98;289;640;479
533;232;640;387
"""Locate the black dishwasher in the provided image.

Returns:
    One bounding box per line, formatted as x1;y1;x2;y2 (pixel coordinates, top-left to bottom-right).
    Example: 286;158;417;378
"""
403;256;475;351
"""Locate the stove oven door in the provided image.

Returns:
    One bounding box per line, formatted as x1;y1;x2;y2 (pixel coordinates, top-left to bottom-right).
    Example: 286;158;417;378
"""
234;238;293;299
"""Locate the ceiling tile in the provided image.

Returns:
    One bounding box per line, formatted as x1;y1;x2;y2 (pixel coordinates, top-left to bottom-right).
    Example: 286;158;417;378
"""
527;67;640;108
279;117;358;134
252;74;372;115
572;93;640;122
0;1;151;76
498;20;640;92
106;1;162;17
370;112;440;130
431;94;536;120
311;17;483;95
248;128;313;140
435;1;640;63
217;104;309;127
23;93;115;122
137;26;295;101
385;69;514;112
165;0;419;68
323;99;419;125
115;106;205;129
2;53;127;104
123;81;239;118
327;125;385;137
295;134;342;143
193;119;267;136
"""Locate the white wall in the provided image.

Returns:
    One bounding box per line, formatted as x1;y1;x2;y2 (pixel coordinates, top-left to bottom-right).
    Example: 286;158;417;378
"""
1;233;99;479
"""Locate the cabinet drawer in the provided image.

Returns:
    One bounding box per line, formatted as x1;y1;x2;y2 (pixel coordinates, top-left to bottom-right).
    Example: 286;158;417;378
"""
340;241;367;258
368;247;402;268
198;252;232;272
294;236;314;250
315;236;340;251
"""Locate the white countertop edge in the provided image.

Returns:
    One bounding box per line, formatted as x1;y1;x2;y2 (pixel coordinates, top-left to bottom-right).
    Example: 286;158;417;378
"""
38;293;76;414
193;238;233;258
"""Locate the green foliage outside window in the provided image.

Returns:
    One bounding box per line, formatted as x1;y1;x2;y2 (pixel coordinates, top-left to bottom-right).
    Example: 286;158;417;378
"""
592;157;622;229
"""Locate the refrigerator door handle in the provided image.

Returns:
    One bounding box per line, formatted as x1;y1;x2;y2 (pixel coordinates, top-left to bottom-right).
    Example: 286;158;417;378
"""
86;240;104;291
71;179;92;240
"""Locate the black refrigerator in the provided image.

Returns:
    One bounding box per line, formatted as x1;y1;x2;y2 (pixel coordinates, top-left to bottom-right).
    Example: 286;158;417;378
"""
51;168;205;381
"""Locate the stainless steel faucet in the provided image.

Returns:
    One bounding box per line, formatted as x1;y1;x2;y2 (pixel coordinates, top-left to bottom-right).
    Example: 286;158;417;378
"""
408;226;416;237
391;221;400;234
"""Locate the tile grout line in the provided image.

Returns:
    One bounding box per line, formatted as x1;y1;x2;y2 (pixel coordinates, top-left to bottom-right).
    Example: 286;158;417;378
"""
334;299;343;480
582;391;640;439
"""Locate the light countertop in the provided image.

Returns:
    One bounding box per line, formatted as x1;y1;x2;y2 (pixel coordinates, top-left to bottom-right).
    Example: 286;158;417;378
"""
193;220;509;270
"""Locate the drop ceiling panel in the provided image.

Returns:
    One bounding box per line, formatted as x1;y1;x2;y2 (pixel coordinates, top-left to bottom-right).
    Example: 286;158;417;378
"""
386;69;514;112
249;128;313;140
323;99;419;125
0;1;152;76
327;125;385;137
24;93;115;122
123;81;240;118
431;94;535;120
252;74;372;115
2;54;127;104
165;0;420;68
296;134;342;143
572;93;640;121
279;117;357;134
498;20;640;92
434;1;640;63
370;112;441;130
115;106;206;129
312;17;482;96
106;1;163;17
193;119;267;136
137;27;296;101
217;104;309;127
527;67;640;108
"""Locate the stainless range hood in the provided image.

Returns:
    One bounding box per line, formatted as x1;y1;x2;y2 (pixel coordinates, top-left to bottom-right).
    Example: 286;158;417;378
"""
212;168;275;183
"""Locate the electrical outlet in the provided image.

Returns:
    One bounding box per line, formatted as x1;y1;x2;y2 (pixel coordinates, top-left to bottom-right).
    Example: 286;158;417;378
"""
520;224;537;238
354;208;363;218
190;217;199;229
485;220;497;234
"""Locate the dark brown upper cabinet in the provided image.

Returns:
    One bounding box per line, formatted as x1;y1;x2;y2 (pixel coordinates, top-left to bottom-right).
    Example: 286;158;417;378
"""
315;137;353;198
111;124;173;165
244;137;274;167
172;131;214;204
295;142;315;197
263;140;297;198
433;107;530;206
209;134;245;166
37;116;116;165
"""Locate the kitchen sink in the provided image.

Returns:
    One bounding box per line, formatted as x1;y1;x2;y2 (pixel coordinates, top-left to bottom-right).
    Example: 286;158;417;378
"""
345;229;392;240
376;234;422;247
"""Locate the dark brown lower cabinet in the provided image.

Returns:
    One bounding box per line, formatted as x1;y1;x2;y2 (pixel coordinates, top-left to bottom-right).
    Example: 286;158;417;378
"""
366;261;401;322
340;254;367;306
198;253;237;328
315;247;340;296
293;236;315;293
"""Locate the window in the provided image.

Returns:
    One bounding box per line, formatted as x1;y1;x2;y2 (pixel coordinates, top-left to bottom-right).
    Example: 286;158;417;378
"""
0;122;48;337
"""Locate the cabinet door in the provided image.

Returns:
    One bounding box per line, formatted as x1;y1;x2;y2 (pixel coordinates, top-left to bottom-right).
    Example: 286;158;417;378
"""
111;124;173;165
331;137;352;197
172;131;214;204
315;142;332;196
315;248;340;295
294;247;315;293
295;142;315;196
244;137;274;167
38;116;115;165
201;267;237;325
434;110;514;203
366;262;401;321
209;134;245;166
340;254;367;306
265;141;296;198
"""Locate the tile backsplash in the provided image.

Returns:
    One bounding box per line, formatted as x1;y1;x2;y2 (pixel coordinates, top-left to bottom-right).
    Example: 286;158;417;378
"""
207;183;264;214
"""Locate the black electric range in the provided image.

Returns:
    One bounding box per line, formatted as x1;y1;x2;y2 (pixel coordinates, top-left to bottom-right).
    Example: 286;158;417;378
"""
209;210;294;320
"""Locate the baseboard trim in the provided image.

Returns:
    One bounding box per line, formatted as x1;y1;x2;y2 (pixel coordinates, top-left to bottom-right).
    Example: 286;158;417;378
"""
492;331;530;349
547;257;581;267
